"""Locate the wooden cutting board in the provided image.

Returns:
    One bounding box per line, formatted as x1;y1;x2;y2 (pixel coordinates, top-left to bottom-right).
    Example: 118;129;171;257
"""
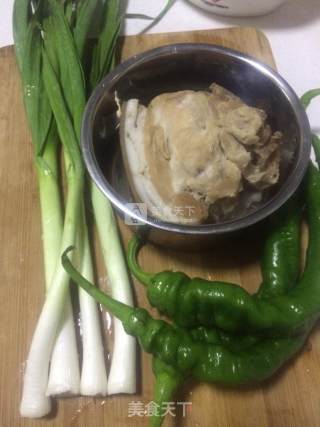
1;27;319;427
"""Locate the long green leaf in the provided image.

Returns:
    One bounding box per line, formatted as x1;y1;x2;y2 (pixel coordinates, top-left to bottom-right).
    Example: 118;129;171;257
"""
13;1;52;158
64;0;77;27
89;0;121;88
301;89;320;109
88;0;176;87
12;0;30;72
42;15;61;76
125;13;154;20
42;47;83;173
73;0;99;60
139;0;175;34
44;0;86;138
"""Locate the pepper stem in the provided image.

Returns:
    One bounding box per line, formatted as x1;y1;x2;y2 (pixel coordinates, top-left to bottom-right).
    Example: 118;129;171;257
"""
149;358;184;427
127;234;154;287
62;247;134;322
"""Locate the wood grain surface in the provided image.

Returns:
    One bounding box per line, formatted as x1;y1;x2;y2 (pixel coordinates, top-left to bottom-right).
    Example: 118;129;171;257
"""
1;27;319;427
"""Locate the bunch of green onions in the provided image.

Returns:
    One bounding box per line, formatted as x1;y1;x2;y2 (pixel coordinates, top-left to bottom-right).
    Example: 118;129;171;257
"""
14;0;136;417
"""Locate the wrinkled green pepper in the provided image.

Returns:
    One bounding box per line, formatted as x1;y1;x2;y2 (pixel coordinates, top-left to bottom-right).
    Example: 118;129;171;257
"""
61;253;309;425
126;192;313;336
61;253;312;385
257;194;302;299
189;193;302;350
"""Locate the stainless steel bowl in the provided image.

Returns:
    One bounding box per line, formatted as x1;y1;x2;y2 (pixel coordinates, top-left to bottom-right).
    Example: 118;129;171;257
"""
81;43;311;248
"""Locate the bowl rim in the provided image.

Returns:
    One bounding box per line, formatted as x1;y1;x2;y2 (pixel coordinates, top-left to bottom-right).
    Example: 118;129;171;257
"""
81;42;311;236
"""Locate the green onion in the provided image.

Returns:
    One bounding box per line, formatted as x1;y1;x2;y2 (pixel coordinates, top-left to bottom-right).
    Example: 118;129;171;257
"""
17;0;174;417
14;1;80;416
20;37;84;416
87;0;136;395
91;183;136;394
76;202;108;395
42;0;108;397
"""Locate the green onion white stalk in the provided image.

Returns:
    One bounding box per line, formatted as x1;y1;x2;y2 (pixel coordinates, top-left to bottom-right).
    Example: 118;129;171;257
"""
77;204;108;396
91;184;136;394
46;294;80;396
39;138;79;399
37;131;80;403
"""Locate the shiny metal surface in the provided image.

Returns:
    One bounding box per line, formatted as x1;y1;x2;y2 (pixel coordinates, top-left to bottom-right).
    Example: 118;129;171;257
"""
81;44;311;248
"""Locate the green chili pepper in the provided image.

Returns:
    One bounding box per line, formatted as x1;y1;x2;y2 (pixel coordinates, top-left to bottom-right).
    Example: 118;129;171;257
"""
190;194;302;348
127;255;312;336
188;193;302;350
126;167;319;337
150;358;185;427
62;235;314;427
127;193;302;302
62;245;311;378
127;196;303;340
257;193;302;299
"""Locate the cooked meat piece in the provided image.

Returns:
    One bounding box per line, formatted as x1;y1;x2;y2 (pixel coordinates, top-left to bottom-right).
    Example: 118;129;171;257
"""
219;131;251;170
120;84;282;224
209;84;267;145
244;132;282;189
144;90;244;213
